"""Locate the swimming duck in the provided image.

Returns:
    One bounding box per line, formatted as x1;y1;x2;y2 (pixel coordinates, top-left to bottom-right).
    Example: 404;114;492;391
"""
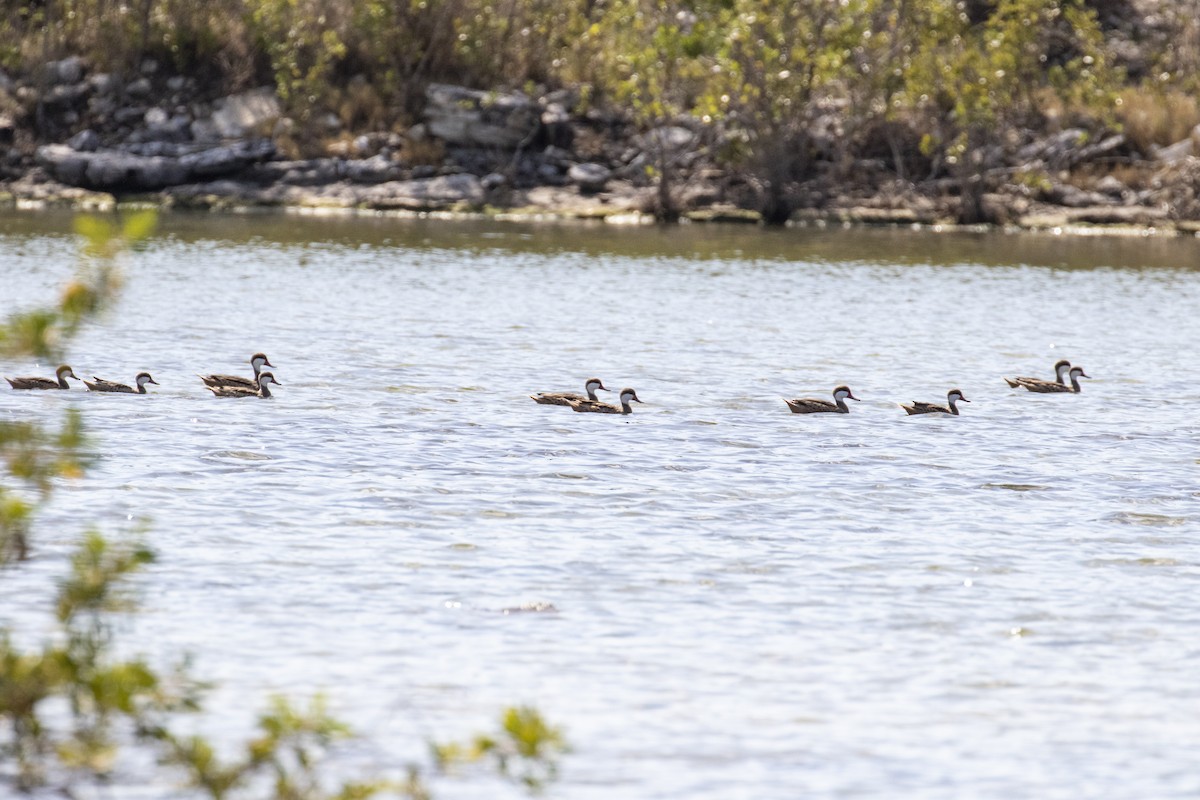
569;388;642;414
531;377;609;406
5;365;80;390
1005;359;1070;390
901;388;970;416
785;385;859;414
1019;366;1090;393
199;353;274;389
85;372;159;394
207;371;281;398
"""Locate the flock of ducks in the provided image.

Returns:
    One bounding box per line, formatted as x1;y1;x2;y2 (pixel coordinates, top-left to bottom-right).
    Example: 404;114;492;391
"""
531;358;1091;416
3;353;281;398
4;355;1091;414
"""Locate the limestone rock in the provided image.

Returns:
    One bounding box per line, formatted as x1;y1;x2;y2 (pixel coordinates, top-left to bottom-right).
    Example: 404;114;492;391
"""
68;129;100;152
36;138;274;190
424;84;539;149
195;88;282;141
567;162;611;193
357;173;484;210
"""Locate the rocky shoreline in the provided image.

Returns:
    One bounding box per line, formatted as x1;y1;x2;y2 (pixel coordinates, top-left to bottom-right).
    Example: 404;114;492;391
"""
3;58;1200;234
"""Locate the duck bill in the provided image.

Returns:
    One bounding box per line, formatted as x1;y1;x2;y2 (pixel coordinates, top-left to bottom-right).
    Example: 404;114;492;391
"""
848;393;860;401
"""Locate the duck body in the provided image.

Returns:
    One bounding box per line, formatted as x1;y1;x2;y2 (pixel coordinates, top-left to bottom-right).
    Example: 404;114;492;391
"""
199;353;273;389
5;365;80;390
207;371;281;398
1019;366;1090;394
85;372;159;394
901;389;970;416
785;385;858;414
531;378;608;406
569;388;642;414
1006;359;1071;391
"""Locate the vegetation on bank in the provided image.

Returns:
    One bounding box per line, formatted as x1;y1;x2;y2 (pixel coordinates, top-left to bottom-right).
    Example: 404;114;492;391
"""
1;0;1199;223
0;214;567;797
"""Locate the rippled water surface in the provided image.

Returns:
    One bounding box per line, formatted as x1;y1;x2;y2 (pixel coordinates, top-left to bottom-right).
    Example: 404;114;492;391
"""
3;213;1200;798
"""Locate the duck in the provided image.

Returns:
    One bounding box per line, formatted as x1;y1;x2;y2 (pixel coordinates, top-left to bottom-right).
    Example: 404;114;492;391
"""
901;388;970;416
207;371;281;398
199;353;274;390
85;372;159;394
5;365;80;390
1018;365;1090;393
1005;359;1070;390
785;385;859;414
568;388;643;414
531;377;609;406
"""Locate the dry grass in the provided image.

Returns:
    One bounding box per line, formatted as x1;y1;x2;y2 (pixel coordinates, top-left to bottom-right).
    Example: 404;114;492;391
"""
1116;89;1200;153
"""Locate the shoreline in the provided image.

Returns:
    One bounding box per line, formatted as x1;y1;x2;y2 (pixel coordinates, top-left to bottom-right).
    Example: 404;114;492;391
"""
3;180;1197;240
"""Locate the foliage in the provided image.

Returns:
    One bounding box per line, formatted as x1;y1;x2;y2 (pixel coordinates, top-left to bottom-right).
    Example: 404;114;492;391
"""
898;0;1120;221
432;705;568;793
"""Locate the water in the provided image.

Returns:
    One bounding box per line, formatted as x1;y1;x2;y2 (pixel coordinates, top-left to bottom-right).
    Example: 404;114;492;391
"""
2;213;1200;798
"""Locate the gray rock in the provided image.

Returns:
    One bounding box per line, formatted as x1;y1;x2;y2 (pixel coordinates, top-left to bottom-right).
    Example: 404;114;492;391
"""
46;56;85;85
200;87;281;140
144;107;168;126
1151;137;1193;164
424;83;539;149
88;73;119;95
1095;175;1126;197
68;129;101;152
125;78;152;98
1050;183;1114;208
344;154;401;184
541;104;570;126
636;126;696;153
481;172;506;190
44;83;90;107
37;144;186;189
37;138;274;190
567;162;611;193
140;58;158;75
357;173;485;210
167;76;187;92
114;106;148;126
178;139;275;177
128;114;192;145
0;69;11;92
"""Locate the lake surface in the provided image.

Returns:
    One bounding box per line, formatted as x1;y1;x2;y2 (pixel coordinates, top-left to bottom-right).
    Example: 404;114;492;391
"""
2;212;1200;799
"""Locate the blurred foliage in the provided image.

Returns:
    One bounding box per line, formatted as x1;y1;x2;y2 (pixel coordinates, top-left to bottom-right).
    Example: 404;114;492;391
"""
1;211;564;797
432;705;568;793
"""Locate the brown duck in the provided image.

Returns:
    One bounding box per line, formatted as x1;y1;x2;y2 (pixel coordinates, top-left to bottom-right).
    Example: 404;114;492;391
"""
199;352;274;390
85;372;159;394
569;388;642;414
207;371;281;398
531;377;609;406
5;365;80;390
785;385;859;414
901;389;970;416
1019;366;1090;393
1005;359;1071;391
